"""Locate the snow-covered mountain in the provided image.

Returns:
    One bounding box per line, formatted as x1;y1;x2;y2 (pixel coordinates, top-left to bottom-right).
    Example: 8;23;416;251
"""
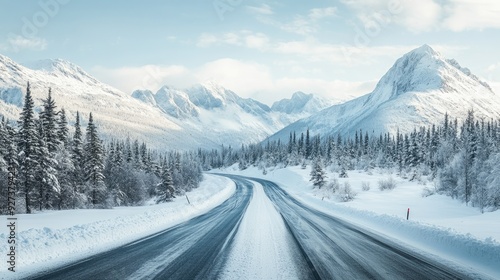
130;81;334;148
271;91;333;115
0;54;332;150
268;44;500;142
0;54;190;149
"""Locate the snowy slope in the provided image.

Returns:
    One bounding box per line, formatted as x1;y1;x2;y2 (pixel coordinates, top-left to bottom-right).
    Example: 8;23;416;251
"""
0;54;184;149
0;54;332;150
269;45;500;141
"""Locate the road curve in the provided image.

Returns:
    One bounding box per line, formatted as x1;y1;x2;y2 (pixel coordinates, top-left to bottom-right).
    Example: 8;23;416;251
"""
26;178;253;280
243;176;480;280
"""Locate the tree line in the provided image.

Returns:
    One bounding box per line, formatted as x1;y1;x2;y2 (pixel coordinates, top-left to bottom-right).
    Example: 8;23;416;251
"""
3;82;498;214
199;111;500;213
0;83;203;214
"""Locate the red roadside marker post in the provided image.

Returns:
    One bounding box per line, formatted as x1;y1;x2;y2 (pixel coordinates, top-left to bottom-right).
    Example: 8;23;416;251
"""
407;208;410;220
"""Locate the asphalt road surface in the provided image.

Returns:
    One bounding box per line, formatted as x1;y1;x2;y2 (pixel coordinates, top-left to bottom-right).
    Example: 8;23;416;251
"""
28;177;254;280
250;176;478;280
27;174;482;280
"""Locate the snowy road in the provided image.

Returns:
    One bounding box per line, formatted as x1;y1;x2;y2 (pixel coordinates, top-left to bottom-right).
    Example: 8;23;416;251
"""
251;176;477;280
218;177;312;279
27;178;253;280
27;174;481;280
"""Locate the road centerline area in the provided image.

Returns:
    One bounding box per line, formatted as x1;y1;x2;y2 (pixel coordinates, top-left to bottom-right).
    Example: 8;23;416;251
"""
219;179;312;280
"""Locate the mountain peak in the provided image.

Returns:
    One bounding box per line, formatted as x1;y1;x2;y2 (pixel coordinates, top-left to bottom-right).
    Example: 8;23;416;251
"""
291;91;311;100
24;58;76;72
411;44;439;57
272;91;332;115
372;44;480;99
268;45;499;143
0;53;14;64
22;58;98;83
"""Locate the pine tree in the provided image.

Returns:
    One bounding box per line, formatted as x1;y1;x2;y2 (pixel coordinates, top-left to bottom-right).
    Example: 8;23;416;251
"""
54;145;74;210
125;137;132;163
71;111;85;208
409;131;420;168
35;121;59;210
310;158;327;188
84;113;106;207
18;82;38;213
0;120;8;170
133;139;141;169
0;120;16;214
40;88;60;153
156;165;175;203
58;108;69;148
305;129;311;159
463;110;478;206
140;142;148;168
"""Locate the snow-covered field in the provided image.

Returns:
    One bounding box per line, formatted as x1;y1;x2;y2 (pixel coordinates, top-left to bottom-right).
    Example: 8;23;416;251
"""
0;174;235;279
217;165;500;278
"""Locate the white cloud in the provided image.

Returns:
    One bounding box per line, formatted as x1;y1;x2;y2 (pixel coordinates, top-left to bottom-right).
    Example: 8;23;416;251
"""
274;40;419;65
196;33;218;47
246;4;273;15
308;7;338;20
90;58;375;106
91;64;193;94
223;32;241;45
196;29;446;66
342;0;500;32
487;62;500;72
194;58;374;104
254;6;338;35
1;35;47;52
399;0;442;32
341;0;441;33
443;0;500;31
195;31;270;50
244;33;270;50
270;77;375;103
195;58;274;98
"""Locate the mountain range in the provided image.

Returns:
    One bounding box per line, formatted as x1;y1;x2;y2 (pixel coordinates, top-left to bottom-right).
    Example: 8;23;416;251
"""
0;54;333;150
268;44;500;142
1;44;498;150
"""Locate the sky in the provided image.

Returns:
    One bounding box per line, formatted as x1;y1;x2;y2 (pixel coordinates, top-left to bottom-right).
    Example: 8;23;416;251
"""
0;0;500;105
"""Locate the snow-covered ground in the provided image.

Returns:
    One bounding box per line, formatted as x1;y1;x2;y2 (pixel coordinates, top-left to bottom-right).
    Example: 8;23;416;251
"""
0;174;235;279
217;165;500;279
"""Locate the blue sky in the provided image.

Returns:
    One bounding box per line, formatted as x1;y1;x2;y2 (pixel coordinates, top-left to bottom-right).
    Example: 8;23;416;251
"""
1;0;499;105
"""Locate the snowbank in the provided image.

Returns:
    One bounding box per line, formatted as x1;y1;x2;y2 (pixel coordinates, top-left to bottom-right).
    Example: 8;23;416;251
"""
217;165;500;278
0;174;235;279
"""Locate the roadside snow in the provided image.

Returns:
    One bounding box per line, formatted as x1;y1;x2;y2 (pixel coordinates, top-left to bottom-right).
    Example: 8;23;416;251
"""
220;182;306;280
216;165;500;279
0;174;235;279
